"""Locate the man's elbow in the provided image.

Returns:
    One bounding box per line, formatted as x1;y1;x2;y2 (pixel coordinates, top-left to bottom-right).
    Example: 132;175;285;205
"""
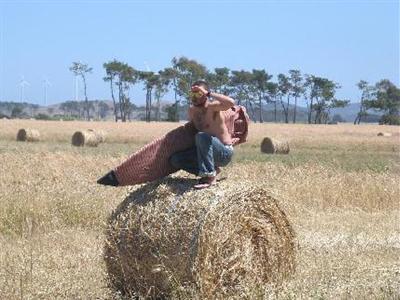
224;97;235;109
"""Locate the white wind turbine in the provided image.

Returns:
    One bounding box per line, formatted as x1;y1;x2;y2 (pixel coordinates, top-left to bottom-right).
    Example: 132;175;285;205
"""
73;60;84;101
43;78;51;106
144;61;151;72
18;76;30;102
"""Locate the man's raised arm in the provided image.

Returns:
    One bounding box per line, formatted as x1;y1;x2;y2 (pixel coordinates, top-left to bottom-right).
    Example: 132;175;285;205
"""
207;92;235;111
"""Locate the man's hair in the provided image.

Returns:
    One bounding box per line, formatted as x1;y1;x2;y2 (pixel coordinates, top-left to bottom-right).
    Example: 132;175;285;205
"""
192;80;209;91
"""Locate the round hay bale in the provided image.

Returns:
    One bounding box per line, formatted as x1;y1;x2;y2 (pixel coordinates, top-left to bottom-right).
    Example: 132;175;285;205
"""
16;128;40;142
261;137;290;154
94;129;107;143
87;129;107;143
71;130;100;147
104;178;296;299
377;132;392;137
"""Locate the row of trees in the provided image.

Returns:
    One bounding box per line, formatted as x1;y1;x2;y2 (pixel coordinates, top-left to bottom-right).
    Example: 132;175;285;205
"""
59;100;113;119
355;79;400;125
69;57;399;125
0;100;113;120
100;57;349;124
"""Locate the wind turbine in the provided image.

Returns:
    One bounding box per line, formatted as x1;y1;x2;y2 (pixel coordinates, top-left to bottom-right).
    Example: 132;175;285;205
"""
72;60;83;101
18;76;30;103
144;61;151;72
43;78;51;106
73;75;79;101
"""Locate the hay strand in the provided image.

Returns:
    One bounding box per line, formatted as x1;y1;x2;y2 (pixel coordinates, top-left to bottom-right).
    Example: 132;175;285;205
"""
16;128;40;142
261;137;290;154
104;177;296;298
71;130;101;147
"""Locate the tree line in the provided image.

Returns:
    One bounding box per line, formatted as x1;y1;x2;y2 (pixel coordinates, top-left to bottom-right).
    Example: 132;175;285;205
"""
98;57;353;124
11;57;395;124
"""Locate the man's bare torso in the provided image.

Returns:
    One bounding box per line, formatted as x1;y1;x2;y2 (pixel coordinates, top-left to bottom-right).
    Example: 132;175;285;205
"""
189;105;232;145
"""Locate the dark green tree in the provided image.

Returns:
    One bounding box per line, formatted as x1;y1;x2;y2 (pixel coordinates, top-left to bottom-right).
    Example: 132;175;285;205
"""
172;56;208;102
304;75;322;124
230;70;255;120
354;80;373;124
98;101;110;119
161;67;180;121
11;106;23;118
154;70;171;121
165;57;207;121
289;70;304;123
103;60;137;122
365;79;400;125
266;82;279;122
251;69;273;123
138;71;160;122
103;60;122;122
207;67;231;95
165;103;178;122
69;62;92;120
314;79;348;124
278;74;291;123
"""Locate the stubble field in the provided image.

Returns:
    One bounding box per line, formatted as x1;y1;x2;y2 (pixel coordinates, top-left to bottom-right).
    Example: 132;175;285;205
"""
0;119;399;299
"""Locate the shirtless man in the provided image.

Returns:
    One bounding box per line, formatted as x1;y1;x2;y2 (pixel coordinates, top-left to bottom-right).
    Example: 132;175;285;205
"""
169;80;235;189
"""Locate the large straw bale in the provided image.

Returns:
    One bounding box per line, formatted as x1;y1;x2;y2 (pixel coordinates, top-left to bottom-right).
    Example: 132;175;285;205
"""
94;129;107;143
104;177;296;299
16;128;40;142
71;130;101;147
261;137;290;154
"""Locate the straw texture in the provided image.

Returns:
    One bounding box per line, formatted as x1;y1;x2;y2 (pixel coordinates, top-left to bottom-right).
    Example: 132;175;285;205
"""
71;130;102;147
261;137;290;154
104;177;296;299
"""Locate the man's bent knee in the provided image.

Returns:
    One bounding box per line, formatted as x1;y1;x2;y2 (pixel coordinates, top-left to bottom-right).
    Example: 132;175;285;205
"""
195;132;212;144
169;153;180;169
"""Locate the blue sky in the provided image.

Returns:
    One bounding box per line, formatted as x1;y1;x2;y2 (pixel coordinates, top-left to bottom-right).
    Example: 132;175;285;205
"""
0;0;399;106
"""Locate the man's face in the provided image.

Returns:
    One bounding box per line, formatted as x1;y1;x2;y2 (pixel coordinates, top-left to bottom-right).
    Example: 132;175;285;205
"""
190;86;207;107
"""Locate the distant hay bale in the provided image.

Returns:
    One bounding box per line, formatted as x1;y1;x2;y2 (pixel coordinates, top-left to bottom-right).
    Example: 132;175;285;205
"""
104;178;296;299
377;132;392;137
261;137;290;154
16;128;40;142
93;129;107;143
71;130;101;147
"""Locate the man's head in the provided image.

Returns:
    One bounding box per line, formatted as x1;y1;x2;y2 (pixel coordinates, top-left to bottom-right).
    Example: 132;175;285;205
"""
192;80;209;91
190;80;210;107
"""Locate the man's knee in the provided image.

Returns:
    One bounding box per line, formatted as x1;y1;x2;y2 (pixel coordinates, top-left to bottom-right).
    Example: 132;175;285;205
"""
169;153;180;169
195;132;212;145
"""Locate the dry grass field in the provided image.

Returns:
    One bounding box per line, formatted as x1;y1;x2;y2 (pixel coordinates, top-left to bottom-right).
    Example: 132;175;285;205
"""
0;119;399;299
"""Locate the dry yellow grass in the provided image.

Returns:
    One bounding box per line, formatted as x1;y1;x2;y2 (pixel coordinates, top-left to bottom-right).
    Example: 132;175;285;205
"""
0;119;399;299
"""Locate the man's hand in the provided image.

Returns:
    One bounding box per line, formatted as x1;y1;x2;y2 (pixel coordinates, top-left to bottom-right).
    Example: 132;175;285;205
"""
191;85;208;96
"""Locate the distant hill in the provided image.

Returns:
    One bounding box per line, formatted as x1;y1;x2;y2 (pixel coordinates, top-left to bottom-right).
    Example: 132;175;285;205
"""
0;100;383;123
330;103;382;123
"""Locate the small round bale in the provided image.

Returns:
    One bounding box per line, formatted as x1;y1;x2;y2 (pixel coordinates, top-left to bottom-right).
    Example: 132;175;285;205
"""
16;128;40;142
104;177;296;299
94;129;107;143
377;132;392;137
71;130;100;147
261;137;290;154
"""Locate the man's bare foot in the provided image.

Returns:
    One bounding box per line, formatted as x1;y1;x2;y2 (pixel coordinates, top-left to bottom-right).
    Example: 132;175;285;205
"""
194;176;217;189
215;167;221;176
214;167;228;182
